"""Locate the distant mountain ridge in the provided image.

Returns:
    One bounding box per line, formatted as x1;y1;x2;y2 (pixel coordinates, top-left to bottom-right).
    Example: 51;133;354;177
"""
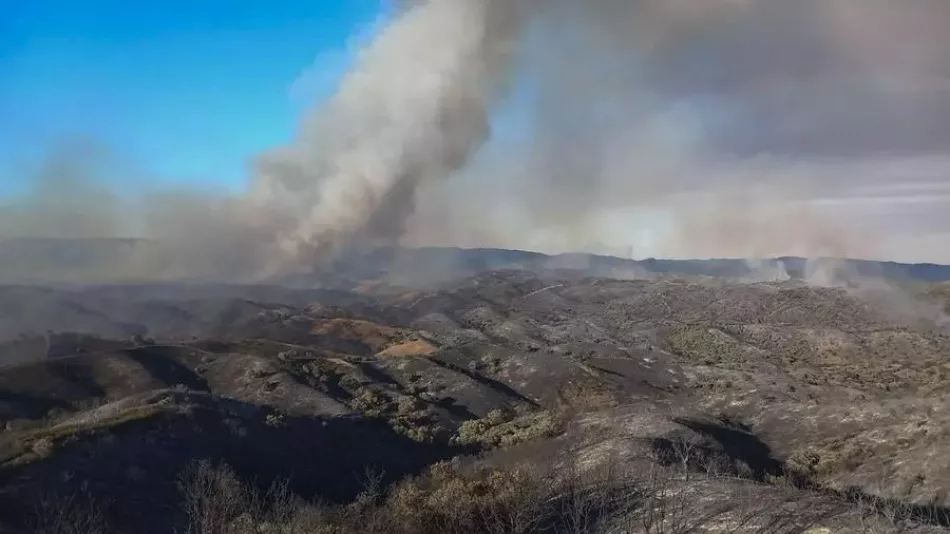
319;246;950;287
2;238;950;285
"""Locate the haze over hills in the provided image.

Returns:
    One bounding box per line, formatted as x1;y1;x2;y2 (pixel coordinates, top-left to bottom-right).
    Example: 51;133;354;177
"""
0;253;950;532
4;237;950;287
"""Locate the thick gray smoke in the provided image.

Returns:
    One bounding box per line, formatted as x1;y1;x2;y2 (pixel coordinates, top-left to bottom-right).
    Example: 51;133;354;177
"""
2;0;527;282
252;0;525;276
3;0;950;283
404;0;950;264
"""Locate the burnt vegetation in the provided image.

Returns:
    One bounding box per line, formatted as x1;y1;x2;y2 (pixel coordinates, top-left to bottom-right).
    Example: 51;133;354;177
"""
2;248;950;532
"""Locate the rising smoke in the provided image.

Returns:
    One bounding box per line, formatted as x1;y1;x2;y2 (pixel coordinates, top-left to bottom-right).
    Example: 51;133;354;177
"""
402;0;950;264
252;0;527;276
2;0;950;283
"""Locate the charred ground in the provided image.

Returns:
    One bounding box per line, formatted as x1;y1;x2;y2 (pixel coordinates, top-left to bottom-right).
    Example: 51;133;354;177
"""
1;247;950;533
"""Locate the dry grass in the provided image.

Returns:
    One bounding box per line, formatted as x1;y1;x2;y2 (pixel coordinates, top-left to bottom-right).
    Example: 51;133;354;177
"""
30;442;943;534
160;454;915;534
311;319;403;348
0;402;167;467
376;339;438;358
311;318;437;356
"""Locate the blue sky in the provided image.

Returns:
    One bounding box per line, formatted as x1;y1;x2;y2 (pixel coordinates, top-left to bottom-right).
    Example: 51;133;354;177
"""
0;0;391;194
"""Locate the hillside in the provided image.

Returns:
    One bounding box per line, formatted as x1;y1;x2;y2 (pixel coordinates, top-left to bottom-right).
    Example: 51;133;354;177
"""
1;250;950;532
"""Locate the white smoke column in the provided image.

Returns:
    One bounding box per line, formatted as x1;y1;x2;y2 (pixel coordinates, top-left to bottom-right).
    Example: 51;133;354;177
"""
254;0;525;277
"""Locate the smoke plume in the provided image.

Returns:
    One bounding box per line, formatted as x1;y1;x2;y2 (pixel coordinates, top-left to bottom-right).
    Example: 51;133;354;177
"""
3;0;950;283
403;0;950;264
252;0;525;276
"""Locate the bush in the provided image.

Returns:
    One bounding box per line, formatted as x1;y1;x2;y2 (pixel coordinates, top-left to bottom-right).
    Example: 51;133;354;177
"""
29;489;108;534
453;410;559;448
167;454;831;534
36;449;918;533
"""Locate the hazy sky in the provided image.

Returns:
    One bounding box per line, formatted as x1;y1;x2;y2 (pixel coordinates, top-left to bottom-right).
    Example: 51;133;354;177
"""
2;0;950;264
0;0;389;194
401;0;950;263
